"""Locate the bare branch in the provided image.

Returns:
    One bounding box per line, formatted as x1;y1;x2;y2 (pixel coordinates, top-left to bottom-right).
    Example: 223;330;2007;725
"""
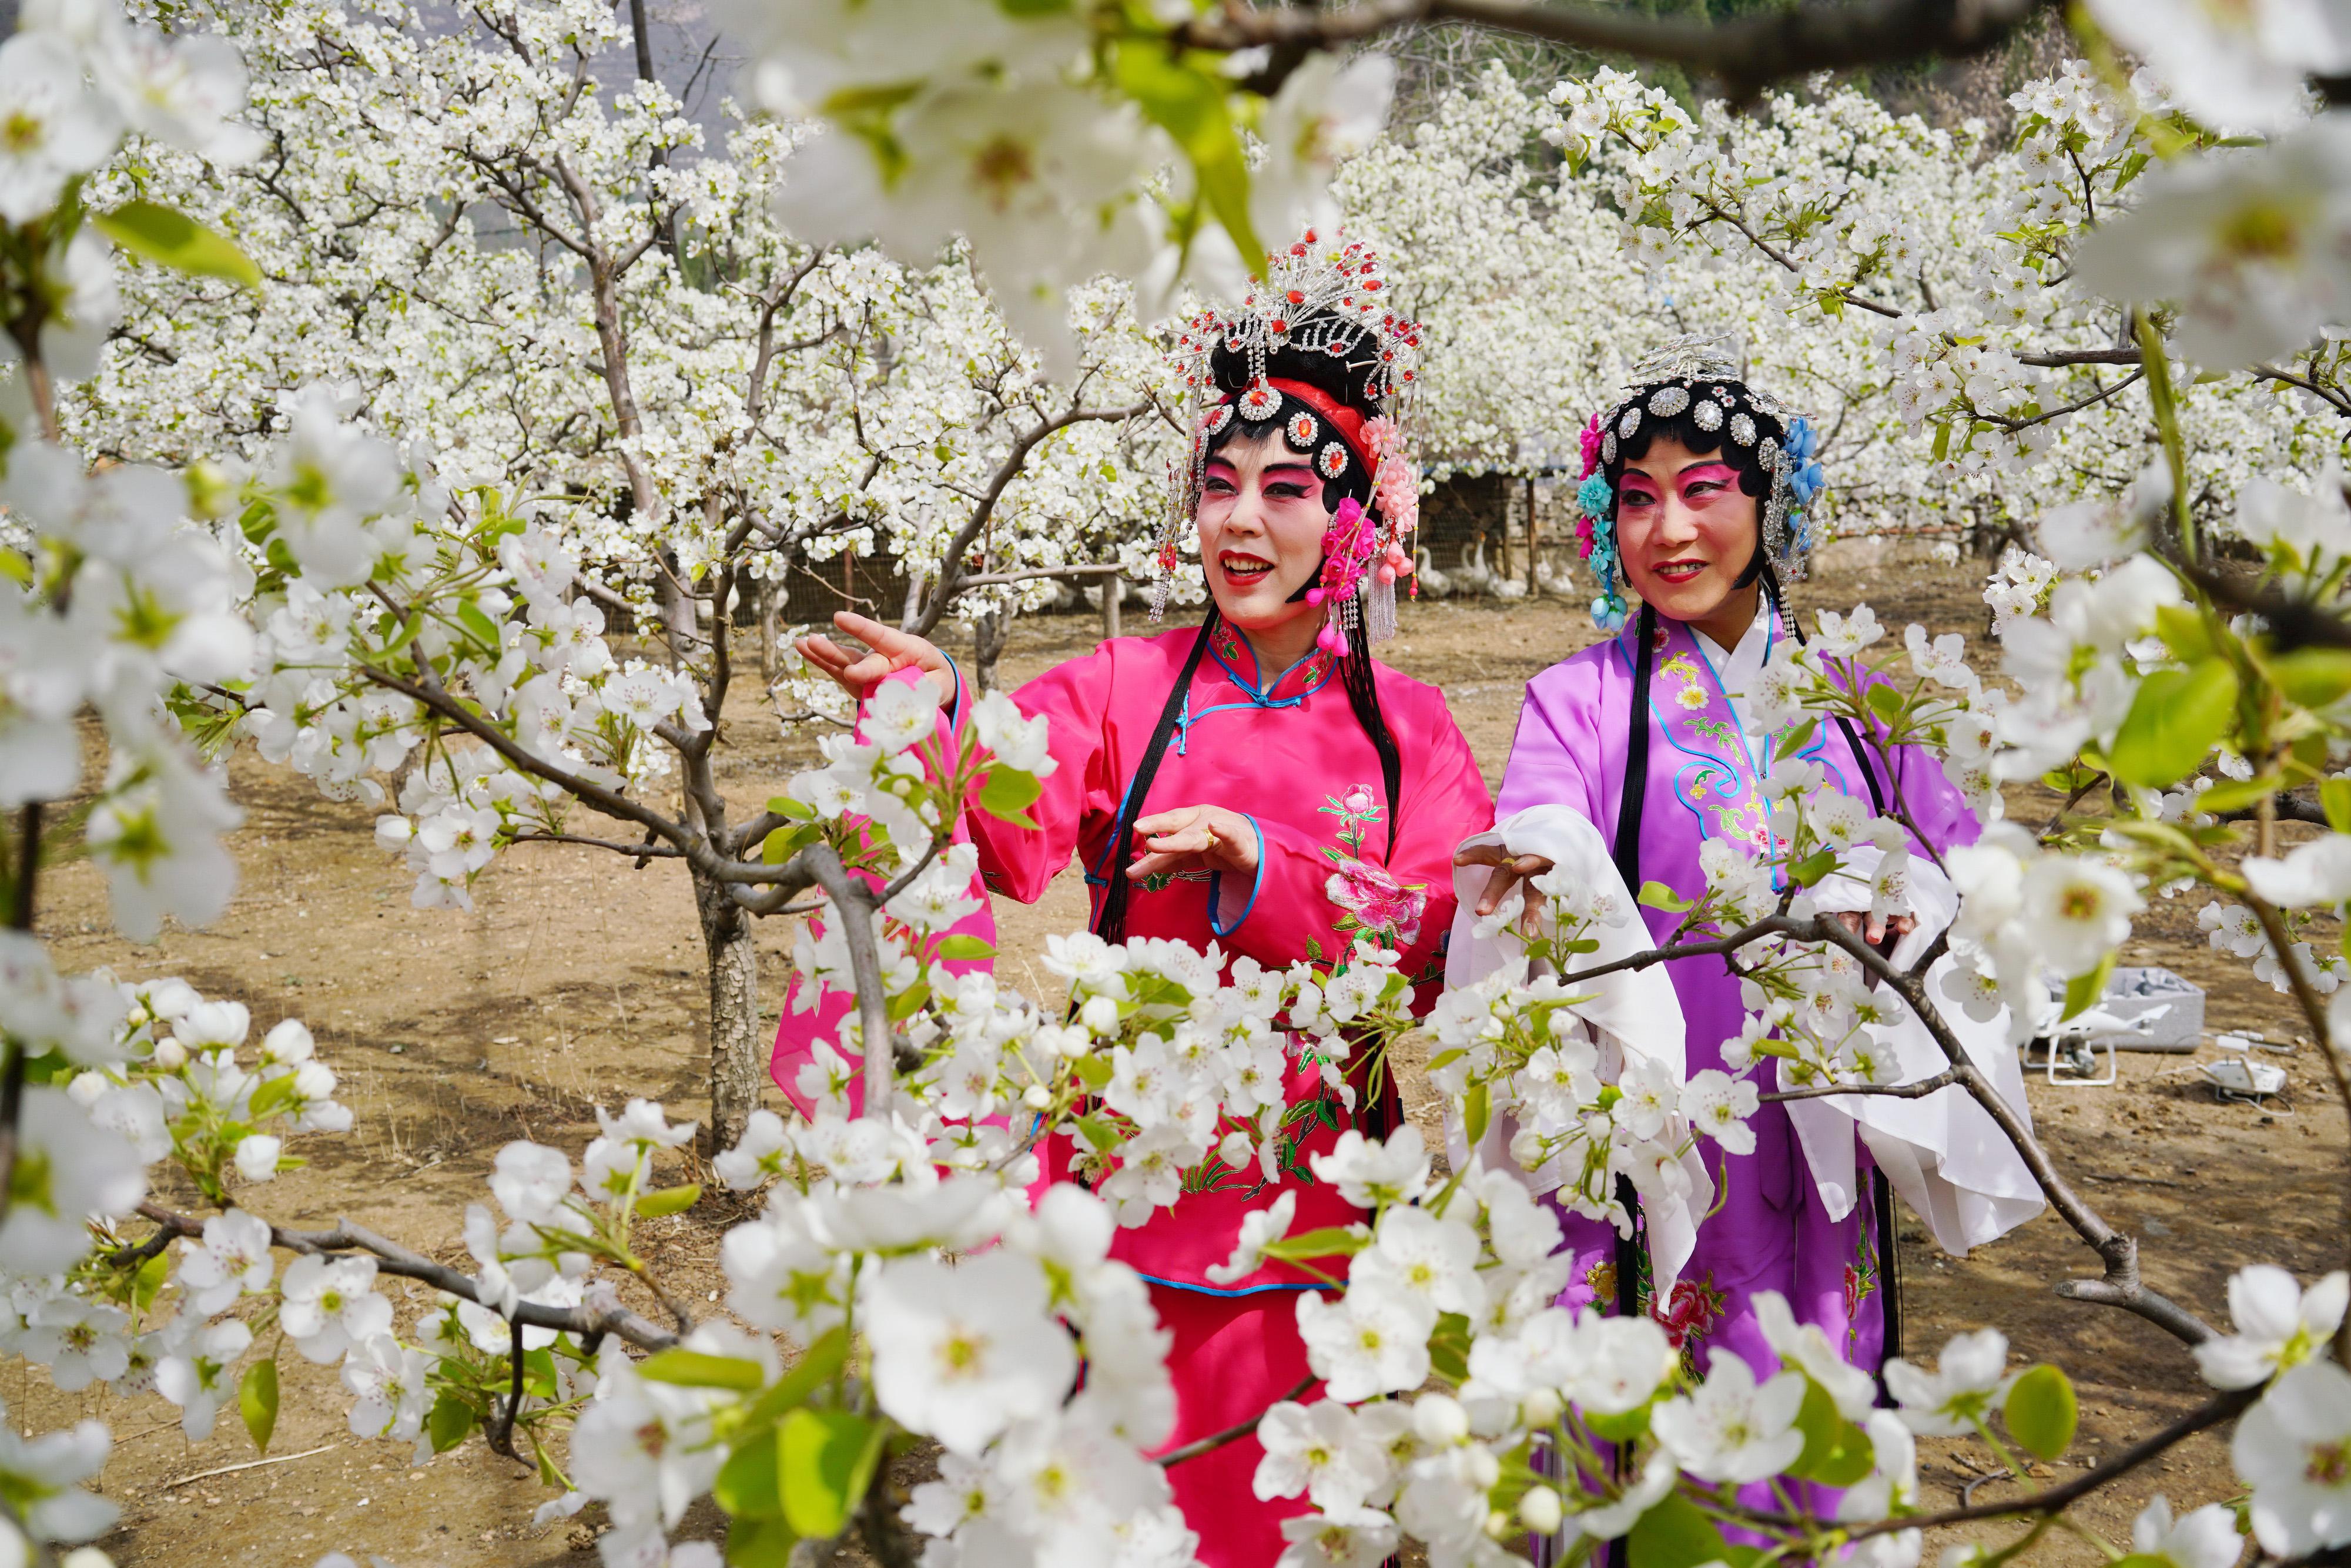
803;846;896;1115
1174;0;2059;103
117;1202;682;1351
908;401;1150;638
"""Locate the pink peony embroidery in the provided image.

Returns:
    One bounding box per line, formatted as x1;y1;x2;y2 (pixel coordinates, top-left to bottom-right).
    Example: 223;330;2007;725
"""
1325;858;1426;947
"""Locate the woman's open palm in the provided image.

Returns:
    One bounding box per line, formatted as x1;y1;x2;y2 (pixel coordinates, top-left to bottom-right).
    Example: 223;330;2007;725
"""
796;612;955;705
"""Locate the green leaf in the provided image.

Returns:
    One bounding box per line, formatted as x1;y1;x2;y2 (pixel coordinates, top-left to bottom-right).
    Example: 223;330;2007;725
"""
1582;1402;1653;1443
2325;777;2351;833
779;1409;885;1540
762;823;821;865
1264;1225;1369;1261
716;1428;786;1517
2004;1363;2078;1461
2108;658;2239;788
1073;1055;1114;1093
240;1358;279;1455
1111;44;1265;274
1864;682;1906;728
426;1392;474;1455
1637;880;1692;912
767;795;814;820
639;1346;765;1391
2061;950;2116;1023
2152;604;2211;663
726;1515;799;1567
1626;1488;1729;1568
1774;716;1819;763
2198;775;2282;816
132;1247;170;1312
935;933;997;961
457;601;503;651
94;200;262;290
2272;648;2351;710
1789;1378;1874;1485
885;982;931;1023
1076;1113;1122;1152
976;768;1043;826
1788;849;1837;888
634;1183;703;1219
1463;1080;1489;1146
1427;1312;1473;1383
741;1326;850;1430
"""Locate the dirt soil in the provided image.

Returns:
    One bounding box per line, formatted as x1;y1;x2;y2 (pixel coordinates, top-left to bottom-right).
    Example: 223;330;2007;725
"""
21;542;2346;1567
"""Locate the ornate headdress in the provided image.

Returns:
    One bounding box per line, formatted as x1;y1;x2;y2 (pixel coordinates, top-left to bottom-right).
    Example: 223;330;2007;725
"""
1156;229;1426;652
1575;333;1826;631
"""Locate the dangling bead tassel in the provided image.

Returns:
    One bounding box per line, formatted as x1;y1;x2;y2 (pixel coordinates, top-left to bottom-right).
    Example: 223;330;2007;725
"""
1365;571;1397;645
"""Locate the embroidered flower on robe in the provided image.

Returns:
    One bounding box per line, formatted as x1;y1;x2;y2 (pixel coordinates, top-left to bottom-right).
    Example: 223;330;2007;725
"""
1324;858;1426;947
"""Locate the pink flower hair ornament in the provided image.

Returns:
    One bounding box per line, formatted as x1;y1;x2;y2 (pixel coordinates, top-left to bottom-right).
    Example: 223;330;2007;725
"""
1307;496;1379;654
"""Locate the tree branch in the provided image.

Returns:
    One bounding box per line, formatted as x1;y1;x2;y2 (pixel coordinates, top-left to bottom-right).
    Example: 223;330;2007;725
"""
116;1202;682;1351
908;401;1148;638
1174;0;2060;103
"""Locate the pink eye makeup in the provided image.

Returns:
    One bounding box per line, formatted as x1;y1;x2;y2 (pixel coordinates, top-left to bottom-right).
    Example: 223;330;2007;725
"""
1674;462;1741;501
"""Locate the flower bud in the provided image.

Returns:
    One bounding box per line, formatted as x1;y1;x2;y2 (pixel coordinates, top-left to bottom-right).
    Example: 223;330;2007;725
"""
150;1038;187;1071
1518;1486;1565;1535
1022;1084;1051;1111
1521;1388;1564;1427
1079;996;1121;1036
1508;1127;1546;1171
1413;1393;1469;1447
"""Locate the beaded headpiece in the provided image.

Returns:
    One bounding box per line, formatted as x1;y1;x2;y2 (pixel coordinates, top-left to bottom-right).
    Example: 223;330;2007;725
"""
1157;228;1426;651
1575;333;1825;631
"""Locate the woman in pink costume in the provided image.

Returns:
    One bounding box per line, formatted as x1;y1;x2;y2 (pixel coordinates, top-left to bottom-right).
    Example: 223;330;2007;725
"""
783;233;1493;1568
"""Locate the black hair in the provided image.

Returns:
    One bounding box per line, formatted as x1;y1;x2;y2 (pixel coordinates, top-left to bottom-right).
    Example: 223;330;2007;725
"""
1600;397;1777;504
1199;333;1403;856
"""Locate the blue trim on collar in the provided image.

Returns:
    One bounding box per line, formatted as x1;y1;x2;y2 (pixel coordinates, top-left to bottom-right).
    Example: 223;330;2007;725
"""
1135;1271;1335;1296
1207;815;1267;937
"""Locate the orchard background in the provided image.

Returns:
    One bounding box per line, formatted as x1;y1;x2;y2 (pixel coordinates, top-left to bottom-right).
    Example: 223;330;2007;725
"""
8;1;2351;1567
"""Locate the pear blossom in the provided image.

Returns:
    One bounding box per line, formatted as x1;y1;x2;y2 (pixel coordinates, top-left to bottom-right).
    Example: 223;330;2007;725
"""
1885;1328;2015;1436
1207;1191;1298;1286
862;1252;1077;1455
2129;1494;2245;1568
2193;1265;2350;1389
278;1255;394;1363
1651;1354;1807;1483
2233;1359;2351;1556
154;1318;253;1440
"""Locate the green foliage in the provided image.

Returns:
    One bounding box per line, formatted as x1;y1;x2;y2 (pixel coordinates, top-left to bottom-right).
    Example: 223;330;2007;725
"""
240;1358;279;1455
1627;1490;1730;1568
2108;659;2238;788
779;1409;886;1539
2005;1363;2078;1461
94;200;262;290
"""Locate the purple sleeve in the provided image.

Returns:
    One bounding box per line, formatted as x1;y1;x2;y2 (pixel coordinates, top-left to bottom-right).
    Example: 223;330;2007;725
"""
1494;650;1610;827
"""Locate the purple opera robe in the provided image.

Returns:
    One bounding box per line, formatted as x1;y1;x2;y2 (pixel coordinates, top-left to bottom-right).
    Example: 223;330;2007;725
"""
1494;611;1985;1389
771;621;1493;1568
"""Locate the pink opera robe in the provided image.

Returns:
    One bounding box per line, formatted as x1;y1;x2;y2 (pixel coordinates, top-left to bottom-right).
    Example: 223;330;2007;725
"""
1496;612;1985;1516
771;622;1493;1568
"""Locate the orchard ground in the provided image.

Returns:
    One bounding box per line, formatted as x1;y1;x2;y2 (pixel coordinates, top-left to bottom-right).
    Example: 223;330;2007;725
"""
28;543;2344;1567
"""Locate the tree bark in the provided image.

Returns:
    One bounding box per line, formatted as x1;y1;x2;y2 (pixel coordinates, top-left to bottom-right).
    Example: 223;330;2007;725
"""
693;864;765;1151
973;609;1010;695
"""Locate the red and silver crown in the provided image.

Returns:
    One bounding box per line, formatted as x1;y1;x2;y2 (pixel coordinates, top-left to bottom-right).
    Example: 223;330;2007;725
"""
1154;228;1426;639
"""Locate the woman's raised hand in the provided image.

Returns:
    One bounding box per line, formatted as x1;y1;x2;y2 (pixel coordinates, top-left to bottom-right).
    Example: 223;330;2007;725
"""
795;612;955;706
1454;840;1556;920
1127;805;1261;882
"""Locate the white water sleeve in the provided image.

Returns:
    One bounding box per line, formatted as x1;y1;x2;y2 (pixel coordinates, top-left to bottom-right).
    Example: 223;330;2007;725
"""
1796;846;2045;1254
1441;804;1709;1294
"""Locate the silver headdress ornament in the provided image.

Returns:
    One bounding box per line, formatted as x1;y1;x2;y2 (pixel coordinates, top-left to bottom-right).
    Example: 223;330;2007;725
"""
1154;228;1426;645
1576;331;1828;632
